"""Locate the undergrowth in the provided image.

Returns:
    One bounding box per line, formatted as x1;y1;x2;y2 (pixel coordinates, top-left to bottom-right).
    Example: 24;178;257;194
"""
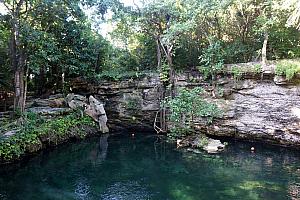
166;87;222;139
275;60;300;80
0;110;96;162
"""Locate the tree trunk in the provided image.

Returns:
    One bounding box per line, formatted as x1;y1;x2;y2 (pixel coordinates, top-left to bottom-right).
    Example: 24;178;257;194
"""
11;0;28;113
95;51;101;74
14;66;25;112
23;65;29;111
156;38;162;70
156;38;167;132
211;73;216;98
11;15;26;113
262;31;268;66
164;43;175;98
38;66;45;95
167;57;175;97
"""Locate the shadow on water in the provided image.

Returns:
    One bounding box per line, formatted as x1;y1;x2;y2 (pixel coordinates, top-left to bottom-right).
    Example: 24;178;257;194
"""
0;132;300;200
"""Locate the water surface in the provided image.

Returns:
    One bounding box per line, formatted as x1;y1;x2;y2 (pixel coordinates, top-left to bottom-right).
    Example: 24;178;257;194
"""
1;133;300;200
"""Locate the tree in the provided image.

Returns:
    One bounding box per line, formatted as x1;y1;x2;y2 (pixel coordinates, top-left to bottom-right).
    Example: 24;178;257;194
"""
0;0;38;112
0;0;107;111
166;87;221;138
198;39;224;97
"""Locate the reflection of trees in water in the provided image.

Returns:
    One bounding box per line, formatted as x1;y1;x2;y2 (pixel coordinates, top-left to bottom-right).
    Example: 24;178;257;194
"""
74;134;109;200
177;143;300;199
288;182;300;200
154;136;167;161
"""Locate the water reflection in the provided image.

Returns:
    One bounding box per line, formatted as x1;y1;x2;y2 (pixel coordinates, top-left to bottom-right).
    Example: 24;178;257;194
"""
0;134;300;200
100;181;152;200
154;136;167;161
89;134;109;166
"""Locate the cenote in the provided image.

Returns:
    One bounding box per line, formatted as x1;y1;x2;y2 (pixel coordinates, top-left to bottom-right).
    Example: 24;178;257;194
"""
0;132;300;200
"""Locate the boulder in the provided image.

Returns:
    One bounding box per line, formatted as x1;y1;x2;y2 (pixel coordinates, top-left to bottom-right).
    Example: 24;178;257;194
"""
203;139;225;153
181;135;226;154
65;94;109;133
65;93;87;109
274;75;288;85
85;96;109;133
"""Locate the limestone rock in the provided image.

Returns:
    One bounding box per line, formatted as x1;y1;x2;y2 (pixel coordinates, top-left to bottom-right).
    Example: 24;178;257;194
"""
203;139;225;154
65;94;109;133
274;75;288;85
65;71;300;147
202;80;300;147
181;135;226;154
27;107;71;116
26;94;66;108
65;93;87;109
32;99;52;107
85;96;109;133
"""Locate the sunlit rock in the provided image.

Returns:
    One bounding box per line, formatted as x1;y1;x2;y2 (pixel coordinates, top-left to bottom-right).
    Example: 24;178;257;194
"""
85;96;109;133
181;135;226;154
203;139;225;154
65;94;109;133
291;107;300;119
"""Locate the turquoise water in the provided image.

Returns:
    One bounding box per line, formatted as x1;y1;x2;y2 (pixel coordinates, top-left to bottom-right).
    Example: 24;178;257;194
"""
1;133;300;200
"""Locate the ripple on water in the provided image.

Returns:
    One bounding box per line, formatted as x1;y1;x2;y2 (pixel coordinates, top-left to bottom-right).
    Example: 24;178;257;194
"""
100;180;152;200
75;178;91;200
0;193;8;200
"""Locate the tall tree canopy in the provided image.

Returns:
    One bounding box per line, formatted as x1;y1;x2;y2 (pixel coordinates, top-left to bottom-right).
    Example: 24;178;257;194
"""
0;0;299;114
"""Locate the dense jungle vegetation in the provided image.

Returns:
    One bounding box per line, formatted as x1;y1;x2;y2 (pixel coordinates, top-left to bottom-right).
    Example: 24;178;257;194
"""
0;0;300;114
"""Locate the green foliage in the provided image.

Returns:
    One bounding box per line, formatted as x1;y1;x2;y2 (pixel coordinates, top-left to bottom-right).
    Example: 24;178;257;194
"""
253;64;262;74
216;86;224;97
1;0;300;113
275;60;300;80
166;87;222;138
222;41;259;64
286;0;300;30
198;40;224;81
195;135;209;148
159;63;170;83
231;66;243;82
268;25;300;59
0;111;96;162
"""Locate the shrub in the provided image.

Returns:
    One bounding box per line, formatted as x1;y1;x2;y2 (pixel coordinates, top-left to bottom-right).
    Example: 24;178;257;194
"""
231;66;243;82
166;87;222;139
275;60;300;80
253;64;262;74
0;110;96;162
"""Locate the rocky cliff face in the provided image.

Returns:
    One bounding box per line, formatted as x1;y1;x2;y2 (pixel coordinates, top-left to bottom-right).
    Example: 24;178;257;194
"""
71;70;300;147
202;79;300;147
71;76;162;131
